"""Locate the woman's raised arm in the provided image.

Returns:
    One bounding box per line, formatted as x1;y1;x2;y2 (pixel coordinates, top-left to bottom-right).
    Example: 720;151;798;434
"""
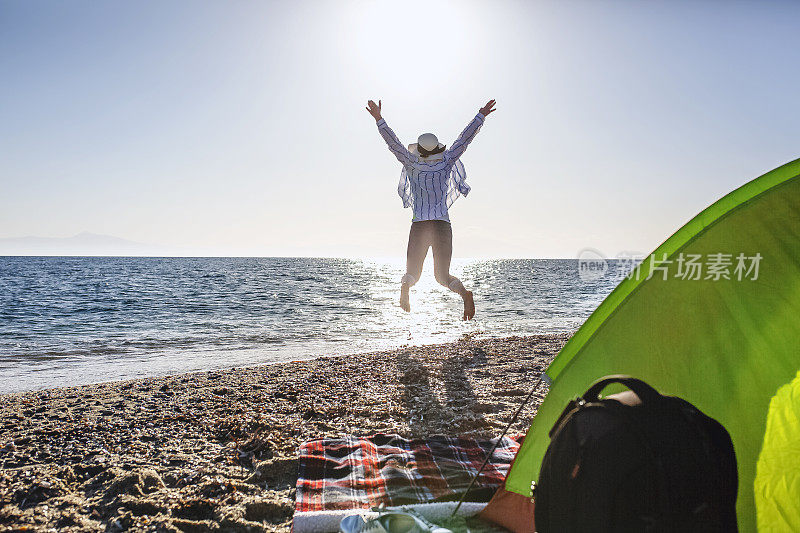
446;99;496;161
367;99;415;166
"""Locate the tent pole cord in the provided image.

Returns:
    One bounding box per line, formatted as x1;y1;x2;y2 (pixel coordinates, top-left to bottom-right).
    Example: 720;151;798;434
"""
450;375;546;518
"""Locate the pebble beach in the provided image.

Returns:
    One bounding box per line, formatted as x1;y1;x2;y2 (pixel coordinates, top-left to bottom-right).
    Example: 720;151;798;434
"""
0;334;567;532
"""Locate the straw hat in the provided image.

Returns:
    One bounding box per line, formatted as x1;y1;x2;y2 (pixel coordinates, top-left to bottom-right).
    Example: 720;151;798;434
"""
408;133;446;161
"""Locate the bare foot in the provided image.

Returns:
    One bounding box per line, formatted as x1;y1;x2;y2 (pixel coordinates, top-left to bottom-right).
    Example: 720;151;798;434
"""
462;290;475;320
400;284;410;312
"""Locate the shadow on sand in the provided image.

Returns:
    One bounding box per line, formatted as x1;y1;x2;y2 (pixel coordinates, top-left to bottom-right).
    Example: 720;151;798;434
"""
397;348;490;434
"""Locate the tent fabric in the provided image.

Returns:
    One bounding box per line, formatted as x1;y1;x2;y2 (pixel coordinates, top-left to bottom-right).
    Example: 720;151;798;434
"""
754;371;800;532
505;158;800;532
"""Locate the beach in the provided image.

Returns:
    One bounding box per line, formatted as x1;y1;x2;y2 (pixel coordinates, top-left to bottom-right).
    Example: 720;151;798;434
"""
0;333;566;532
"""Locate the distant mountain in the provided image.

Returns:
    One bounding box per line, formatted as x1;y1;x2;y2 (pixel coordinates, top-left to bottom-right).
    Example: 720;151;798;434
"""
0;232;169;256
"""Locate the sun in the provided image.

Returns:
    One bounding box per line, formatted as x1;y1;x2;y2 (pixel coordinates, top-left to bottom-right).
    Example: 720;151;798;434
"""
337;0;482;99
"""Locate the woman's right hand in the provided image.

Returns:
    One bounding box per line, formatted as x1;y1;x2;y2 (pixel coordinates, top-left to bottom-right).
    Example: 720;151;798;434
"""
366;99;382;121
479;99;496;116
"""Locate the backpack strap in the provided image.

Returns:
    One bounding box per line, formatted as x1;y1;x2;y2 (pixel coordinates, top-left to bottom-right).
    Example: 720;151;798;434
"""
583;375;663;405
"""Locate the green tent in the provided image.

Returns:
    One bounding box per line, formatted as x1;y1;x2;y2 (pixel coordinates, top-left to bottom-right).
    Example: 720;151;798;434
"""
504;158;800;532
754;370;800;532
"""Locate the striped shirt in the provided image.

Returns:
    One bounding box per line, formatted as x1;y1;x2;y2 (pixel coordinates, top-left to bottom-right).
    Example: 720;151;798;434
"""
376;112;485;222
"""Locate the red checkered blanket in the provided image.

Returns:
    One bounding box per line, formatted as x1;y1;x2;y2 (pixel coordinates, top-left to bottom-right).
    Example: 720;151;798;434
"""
295;434;520;513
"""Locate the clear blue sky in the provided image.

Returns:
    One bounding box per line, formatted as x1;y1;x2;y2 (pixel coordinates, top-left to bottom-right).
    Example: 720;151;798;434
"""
1;0;798;257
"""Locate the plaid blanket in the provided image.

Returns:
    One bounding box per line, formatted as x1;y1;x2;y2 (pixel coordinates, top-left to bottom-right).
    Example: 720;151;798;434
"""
296;434;520;513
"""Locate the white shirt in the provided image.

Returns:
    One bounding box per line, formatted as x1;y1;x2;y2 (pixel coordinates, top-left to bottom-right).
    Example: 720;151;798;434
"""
376;113;485;222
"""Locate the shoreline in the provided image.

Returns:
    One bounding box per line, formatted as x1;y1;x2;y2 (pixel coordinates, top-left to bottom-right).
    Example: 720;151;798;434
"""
2;332;550;397
0;333;568;532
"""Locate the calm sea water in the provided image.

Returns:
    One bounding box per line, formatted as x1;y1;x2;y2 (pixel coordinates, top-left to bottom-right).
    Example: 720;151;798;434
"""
0;257;626;393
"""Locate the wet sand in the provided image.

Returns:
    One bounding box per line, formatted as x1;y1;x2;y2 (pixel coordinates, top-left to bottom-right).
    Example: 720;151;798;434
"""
0;333;566;532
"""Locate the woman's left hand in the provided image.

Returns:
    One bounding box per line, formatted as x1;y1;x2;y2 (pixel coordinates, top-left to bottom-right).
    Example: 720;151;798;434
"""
366;99;382;121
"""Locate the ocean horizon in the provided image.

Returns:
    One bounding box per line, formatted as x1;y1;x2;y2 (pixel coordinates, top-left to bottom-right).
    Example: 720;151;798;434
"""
0;256;626;394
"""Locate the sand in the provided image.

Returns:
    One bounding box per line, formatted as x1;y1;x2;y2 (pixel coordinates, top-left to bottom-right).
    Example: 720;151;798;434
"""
0;333;567;532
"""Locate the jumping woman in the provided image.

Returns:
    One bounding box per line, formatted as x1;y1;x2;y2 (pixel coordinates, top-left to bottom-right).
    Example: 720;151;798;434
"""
366;98;496;320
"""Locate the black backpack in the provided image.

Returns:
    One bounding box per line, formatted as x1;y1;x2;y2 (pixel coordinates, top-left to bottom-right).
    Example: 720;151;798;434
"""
534;375;738;533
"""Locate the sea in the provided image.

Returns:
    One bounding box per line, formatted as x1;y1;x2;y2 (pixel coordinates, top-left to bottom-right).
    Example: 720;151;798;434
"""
0;257;629;394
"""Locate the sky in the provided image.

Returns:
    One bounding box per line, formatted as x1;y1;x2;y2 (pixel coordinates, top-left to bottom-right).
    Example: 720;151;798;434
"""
1;0;799;258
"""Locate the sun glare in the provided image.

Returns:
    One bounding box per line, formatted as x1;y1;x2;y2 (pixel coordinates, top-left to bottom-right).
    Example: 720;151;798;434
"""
339;0;482;98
